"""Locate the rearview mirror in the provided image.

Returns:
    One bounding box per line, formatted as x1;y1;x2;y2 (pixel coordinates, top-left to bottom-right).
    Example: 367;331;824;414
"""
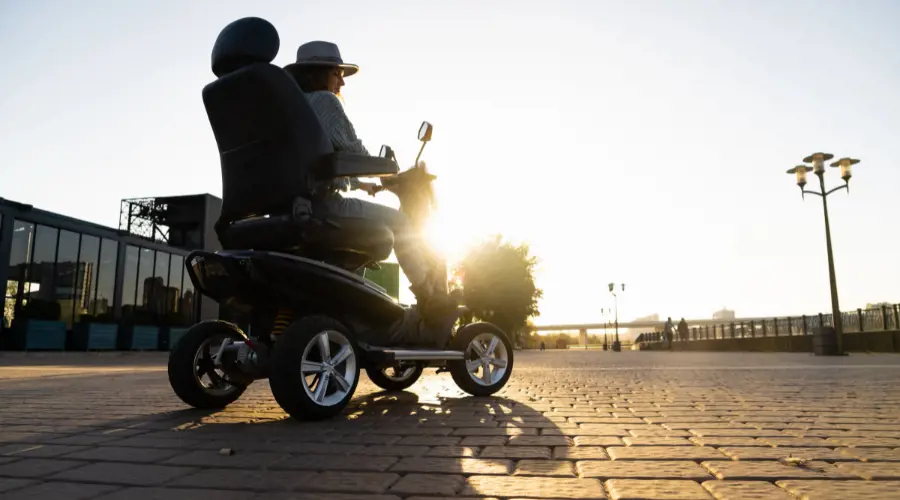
418;121;433;142
379;145;396;163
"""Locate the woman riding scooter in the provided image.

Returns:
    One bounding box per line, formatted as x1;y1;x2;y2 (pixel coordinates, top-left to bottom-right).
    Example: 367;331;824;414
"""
284;41;455;345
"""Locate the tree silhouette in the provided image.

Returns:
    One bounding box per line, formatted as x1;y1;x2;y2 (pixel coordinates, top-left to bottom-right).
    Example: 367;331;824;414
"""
451;234;542;345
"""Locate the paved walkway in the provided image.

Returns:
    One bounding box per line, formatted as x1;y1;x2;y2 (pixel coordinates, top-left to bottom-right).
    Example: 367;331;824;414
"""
1;350;900;499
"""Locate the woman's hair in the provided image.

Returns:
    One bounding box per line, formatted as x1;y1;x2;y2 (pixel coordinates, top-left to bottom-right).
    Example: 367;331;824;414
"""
286;65;335;93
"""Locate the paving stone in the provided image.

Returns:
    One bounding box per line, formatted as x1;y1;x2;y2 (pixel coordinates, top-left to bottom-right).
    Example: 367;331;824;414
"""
833;461;900;479
605;479;712;500
163;450;289;469
836;447;900;461
426;445;478;457
0;443;90;458
61;446;182;463
91;486;259;500
0;458;84;477
608;446;728;461
0;478;36;493
825;437;900;447
628;429;693;438
460;436;508;446
1;480;120;500
574;436;624;446
480;445;551;459
507;435;572;446
758;437;833;447
49;462;198;486
513;459;576;477
306;471;400;494
701;460;858;480
389;473;464;495
395;436;460;446
391;457;512;475
701;480;793;499
553;446;610;460
462;475;606;499
776;480;900;500
623;437;695;446
166;468;317;491
717;446;852;462
577;460;713;480
688;437;767;448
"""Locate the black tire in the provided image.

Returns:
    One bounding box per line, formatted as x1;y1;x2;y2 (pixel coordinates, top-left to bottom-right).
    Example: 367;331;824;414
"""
366;363;424;392
449;322;514;397
269;315;361;421
167;320;249;409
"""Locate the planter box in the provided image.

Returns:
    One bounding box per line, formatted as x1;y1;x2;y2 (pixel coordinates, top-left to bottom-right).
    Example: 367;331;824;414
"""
159;327;189;351
10;320;67;350
70;323;119;351
119;325;160;351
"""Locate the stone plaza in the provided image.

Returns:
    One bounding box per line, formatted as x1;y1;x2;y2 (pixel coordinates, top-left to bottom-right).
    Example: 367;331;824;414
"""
1;350;900;499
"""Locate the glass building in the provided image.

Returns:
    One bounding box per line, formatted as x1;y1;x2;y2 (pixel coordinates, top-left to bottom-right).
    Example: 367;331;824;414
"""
1;193;401;350
0;195;222;349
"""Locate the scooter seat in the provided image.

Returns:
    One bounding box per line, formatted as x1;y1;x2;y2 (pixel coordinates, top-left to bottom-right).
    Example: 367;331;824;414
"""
217;213;393;263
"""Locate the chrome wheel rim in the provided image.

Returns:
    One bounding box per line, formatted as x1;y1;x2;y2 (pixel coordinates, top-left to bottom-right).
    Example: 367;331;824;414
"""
465;332;509;386
382;363;417;382
300;330;357;407
193;336;239;397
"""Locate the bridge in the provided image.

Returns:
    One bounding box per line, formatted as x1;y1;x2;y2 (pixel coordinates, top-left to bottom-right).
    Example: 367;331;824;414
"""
528;316;772;332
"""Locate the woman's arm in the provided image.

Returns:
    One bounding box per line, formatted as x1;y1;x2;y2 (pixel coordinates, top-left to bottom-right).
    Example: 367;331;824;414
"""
306;91;370;155
306;91;371;192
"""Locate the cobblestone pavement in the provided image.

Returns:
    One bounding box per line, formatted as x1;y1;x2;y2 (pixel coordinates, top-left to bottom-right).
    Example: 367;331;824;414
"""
2;350;900;499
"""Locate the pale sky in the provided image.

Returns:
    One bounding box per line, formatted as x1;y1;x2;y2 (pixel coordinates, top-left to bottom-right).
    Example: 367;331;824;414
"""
2;0;898;327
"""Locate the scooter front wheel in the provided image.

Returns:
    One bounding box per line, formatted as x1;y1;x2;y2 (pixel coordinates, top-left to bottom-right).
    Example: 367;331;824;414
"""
269;315;360;421
448;322;514;397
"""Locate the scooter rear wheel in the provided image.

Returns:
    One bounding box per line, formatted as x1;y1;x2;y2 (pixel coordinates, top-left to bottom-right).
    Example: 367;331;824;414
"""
269;315;360;421
448;323;514;397
366;362;424;392
167;320;249;409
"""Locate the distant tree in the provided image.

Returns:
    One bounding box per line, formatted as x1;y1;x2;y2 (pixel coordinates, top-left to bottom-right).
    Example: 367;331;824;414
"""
451;234;542;345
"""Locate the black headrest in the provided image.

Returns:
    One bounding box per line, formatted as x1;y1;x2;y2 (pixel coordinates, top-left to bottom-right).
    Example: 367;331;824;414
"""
211;17;280;78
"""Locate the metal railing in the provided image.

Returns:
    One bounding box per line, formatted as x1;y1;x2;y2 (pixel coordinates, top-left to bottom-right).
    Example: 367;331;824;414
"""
636;303;900;343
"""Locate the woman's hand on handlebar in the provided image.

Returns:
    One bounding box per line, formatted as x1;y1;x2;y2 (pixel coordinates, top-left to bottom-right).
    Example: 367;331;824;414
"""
359;182;380;196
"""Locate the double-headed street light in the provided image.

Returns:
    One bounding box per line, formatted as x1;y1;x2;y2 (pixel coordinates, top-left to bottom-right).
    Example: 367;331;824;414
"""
786;152;860;356
608;283;625;352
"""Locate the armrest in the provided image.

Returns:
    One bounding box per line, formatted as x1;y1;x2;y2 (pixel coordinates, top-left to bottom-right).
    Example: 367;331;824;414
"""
314;151;400;180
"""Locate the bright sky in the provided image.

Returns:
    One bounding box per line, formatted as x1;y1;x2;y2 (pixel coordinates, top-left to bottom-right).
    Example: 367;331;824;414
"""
2;0;899;327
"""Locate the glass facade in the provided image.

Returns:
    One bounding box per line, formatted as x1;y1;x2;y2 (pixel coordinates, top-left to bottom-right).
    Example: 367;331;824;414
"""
2;214;196;339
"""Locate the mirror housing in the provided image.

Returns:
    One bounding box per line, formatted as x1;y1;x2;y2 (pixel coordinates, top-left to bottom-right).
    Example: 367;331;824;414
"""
418;121;433;142
379;145;396;163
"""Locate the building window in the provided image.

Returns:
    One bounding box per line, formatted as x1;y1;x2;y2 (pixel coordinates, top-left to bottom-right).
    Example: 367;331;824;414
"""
145;251;170;317
168;254;184;314
76;235;100;320
94;239;118;320
181;257;195;325
25;225;60;321
135;247;155;320
55;230;80;328
5;220;35;328
122;245;140;314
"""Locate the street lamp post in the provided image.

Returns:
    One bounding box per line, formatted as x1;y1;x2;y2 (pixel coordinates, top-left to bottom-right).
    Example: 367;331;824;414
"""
608;283;625;352
786;152;859;356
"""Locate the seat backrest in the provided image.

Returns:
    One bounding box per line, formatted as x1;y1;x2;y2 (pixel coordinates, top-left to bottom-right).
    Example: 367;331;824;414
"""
202;17;334;227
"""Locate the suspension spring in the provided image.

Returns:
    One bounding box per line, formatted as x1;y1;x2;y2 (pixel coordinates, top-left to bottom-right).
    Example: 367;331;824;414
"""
270;309;293;340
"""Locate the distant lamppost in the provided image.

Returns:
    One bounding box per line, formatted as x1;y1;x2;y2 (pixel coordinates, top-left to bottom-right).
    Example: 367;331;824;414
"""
786;152;859;356
600;308;610;350
608;283;625;352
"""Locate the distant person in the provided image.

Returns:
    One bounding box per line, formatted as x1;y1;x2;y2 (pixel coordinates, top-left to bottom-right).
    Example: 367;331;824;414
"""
664;317;674;348
678;318;689;341
540;340;546;351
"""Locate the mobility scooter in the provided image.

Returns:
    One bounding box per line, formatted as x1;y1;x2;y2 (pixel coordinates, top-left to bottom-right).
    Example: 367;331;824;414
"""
166;17;514;421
